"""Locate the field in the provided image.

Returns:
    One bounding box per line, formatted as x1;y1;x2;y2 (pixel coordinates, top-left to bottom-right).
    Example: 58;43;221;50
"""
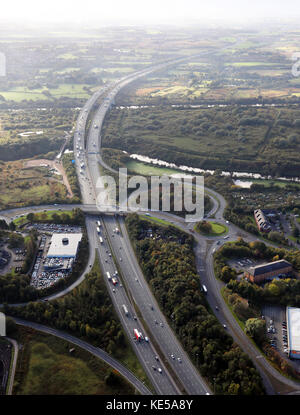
12;326;135;395
102;105;300;177
0;159;71;209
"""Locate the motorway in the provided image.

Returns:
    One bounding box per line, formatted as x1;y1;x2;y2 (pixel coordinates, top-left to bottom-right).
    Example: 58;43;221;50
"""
88;215;180;394
74;59;215;395
2;55;300;394
76;60;300;395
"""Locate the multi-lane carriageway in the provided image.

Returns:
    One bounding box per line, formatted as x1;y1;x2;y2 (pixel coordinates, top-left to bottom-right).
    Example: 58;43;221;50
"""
74;56;214;395
89;215;181;395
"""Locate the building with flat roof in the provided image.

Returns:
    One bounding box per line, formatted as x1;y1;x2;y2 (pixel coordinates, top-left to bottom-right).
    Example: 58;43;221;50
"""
245;259;293;284
47;233;82;258
287;307;300;360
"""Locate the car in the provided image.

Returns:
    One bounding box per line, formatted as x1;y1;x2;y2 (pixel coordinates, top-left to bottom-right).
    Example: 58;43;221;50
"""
154;320;158;324
120;258;122;261
145;337;149;342
223;324;227;329
152;366;156;370
215;306;219;311
178;358;182;363
133;316;137;320
155;356;159;361
171;354;175;359
112;288;116;293
160;323;164;327
157;368;162;373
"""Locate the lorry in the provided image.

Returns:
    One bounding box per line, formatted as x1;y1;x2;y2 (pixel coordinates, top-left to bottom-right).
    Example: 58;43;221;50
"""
122;304;129;316
112;277;118;286
106;271;111;281
133;329;142;341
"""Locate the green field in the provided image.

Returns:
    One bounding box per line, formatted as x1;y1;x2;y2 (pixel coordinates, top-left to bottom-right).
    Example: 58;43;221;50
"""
126;160;182;176
102;105;300;178
0;84;91;102
195;221;228;236
13;327;134;395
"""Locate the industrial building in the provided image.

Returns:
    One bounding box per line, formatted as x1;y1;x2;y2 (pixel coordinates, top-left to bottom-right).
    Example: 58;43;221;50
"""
245;259;293;284
47;233;82;259
286;307;300;360
254;209;271;233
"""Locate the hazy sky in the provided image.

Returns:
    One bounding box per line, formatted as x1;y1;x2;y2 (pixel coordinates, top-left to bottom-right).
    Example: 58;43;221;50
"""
2;0;300;25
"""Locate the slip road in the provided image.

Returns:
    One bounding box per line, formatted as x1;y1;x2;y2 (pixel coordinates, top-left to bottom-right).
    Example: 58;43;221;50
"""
106;399;194;412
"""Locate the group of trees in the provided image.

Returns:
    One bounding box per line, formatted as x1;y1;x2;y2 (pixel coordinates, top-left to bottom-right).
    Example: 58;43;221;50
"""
26;208;85;226
195;220;212;234
102;105;300;178
215;238;300;307
7;261;127;357
126;214;265;395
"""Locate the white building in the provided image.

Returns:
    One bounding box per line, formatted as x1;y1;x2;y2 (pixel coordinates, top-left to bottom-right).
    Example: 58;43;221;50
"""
287;307;300;360
47;233;83;259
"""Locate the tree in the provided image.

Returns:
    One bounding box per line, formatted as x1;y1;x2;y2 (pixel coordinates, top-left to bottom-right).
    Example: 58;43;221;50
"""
196;220;212;234
9;221;16;231
245;318;266;345
220;266;237;283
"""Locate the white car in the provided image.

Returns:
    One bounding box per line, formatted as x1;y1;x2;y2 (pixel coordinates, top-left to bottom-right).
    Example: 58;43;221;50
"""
158;368;162;373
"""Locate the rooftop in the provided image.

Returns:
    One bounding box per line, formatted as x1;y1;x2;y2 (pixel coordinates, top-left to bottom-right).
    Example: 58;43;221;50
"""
287;307;300;354
248;259;292;276
47;233;82;258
